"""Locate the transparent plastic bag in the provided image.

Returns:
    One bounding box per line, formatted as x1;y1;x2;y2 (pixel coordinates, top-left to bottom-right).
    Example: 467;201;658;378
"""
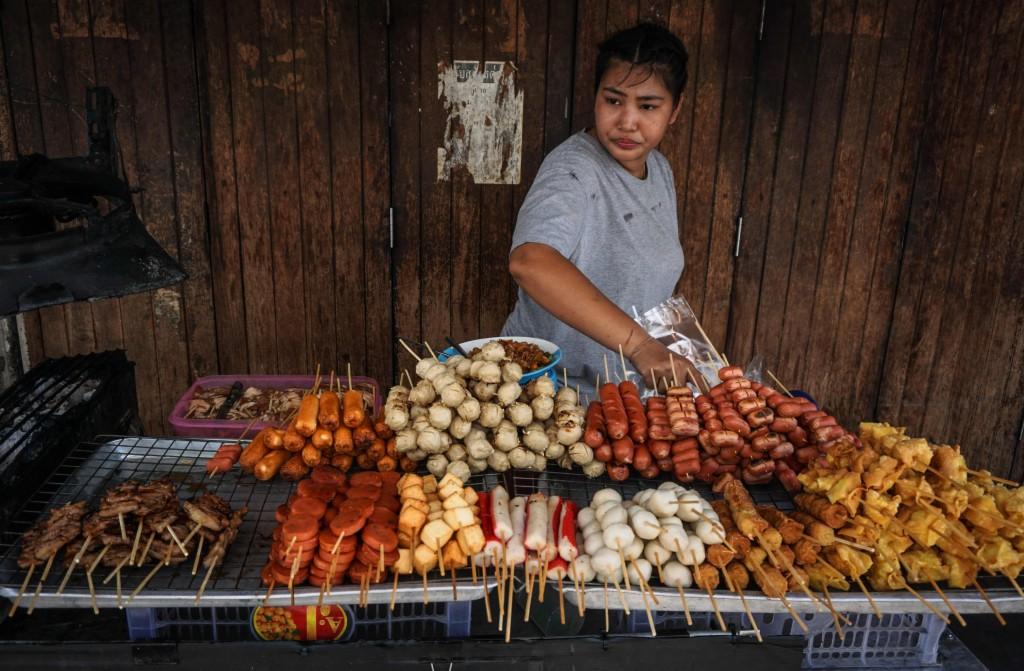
634;294;723;393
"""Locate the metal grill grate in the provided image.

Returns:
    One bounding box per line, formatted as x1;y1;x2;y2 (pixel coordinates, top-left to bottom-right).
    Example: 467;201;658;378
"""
0;436;492;608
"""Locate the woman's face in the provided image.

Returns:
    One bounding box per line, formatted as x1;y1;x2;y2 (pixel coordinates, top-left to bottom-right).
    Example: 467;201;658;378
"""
592;59;682;178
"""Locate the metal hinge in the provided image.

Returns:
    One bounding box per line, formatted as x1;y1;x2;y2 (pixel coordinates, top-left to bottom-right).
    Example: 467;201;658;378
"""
389;207;394;249
734;216;744;257
758;0;766;40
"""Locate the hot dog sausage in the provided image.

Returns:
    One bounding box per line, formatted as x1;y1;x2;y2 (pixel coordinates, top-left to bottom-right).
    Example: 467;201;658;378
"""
599;383;628;440
619;381;648;443
584;401;607;448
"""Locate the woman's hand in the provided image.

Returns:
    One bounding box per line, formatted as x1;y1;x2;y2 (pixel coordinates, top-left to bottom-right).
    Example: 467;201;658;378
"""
627;336;707;394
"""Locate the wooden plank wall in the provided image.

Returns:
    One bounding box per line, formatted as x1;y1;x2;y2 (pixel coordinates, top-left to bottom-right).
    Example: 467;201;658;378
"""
1;0;1022;476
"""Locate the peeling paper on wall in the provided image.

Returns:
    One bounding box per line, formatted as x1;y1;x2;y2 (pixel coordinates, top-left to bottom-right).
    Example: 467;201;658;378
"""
437;60;523;185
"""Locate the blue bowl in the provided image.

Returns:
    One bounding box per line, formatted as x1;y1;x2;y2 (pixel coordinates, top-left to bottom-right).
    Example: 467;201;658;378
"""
438;337;562;385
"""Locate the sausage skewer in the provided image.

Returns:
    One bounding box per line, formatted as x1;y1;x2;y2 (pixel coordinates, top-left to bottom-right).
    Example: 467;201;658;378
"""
191;535;204;575
504;555;514;643
721;564;761;642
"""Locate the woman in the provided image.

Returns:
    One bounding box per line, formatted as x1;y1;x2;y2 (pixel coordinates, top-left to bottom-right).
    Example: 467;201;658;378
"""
502;23;702;393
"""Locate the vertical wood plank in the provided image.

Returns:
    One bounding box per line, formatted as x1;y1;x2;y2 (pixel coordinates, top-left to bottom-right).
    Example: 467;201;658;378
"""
571;0;607;131
161;0;219;379
801;0;888;405
638;0;672;24
418;0;453;350
676;0;732;323
260;0;308;374
542;0;575;153
606;0;639;34
226;0;278;373
389;0;423;367
293;0;337;373
358;0;393;383
702;0;758;348
724;0;794;364
775;0;855;384
196;0;249;373
325;0;367;371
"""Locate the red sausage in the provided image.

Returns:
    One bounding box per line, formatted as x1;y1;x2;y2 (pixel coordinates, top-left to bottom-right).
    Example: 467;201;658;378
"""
718;365;744;380
607;463;630;481
584;401;607;448
611;437;635;464
594;443;613;462
649;440;671;460
787;426;809;447
775;401;804;418
633;444;653;471
813;425;845;443
769;441;794;459
619;381;649;444
599;383;629;440
808;415;838;431
770;416;798;433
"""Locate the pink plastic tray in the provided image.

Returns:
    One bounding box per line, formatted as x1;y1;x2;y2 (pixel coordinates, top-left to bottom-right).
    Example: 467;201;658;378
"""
167;374;381;439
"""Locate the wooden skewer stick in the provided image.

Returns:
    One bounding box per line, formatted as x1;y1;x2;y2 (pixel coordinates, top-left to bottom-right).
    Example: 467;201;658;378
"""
1003;571;1024;599
495;550;505;631
115;566;123;610
639;578;657;637
603;354;611;386
504;562;514;643
133;547;172;604
675;585;693;626
398;338;422;361
966;469;1019;487
450;566;458;601
973;579;1007;625
705;583;727;632
57;535;93;595
437;547;445;577
288;551;300;607
833;536;875;553
821;585;845;640
103;552;132;585
422;571;429;605
85;568;99;615
182;522;204;547
389;569;400;611
618;344;630;381
692;318;725;365
617;543;631;590
898;578;950;624
263;579;276;606
765;369;792;397
191;535;205;576
601;580;611;632
470;555;477;585
128;519;144;566
929;578;966;627
854;575;883;620
424;341;438;360
138;532;156;567
635;566;661;605
538;558;548;603
165;524;189;557
117;512;128;542
8;562;37;615
557;575;566;626
722;570;761;642
669;354;678;387
523;561;535;621
481;560;492;623
612;579;631;614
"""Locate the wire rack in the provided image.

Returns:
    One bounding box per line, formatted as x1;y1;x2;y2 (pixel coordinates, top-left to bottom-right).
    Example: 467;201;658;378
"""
0;436;492;608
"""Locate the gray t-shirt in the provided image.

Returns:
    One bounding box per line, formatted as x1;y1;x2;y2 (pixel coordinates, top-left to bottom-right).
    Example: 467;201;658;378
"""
501;131;684;395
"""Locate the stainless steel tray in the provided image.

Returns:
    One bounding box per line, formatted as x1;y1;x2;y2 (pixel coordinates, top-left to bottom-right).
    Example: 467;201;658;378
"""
0;436;496;608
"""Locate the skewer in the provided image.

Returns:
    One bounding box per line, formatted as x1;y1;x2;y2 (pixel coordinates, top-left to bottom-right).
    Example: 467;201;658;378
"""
128;518;144;566
504;562;514;643
603;354;611;387
138;532;156;567
722;570;761;642
751;561;809;634
821;585;845;640
639;578;657;637
8;562;36;616
165;524;189;557
765;369;792;397
470;555;477;584
134;547;172;604
398;338;422;361
854;575;883;620
650;367;659;393
481;560;492;623
669;354;678;387
191;535;205;575
691;318;724;365
617;543;631;590
966;469;1019;487
523;561;535;621
390;568;400;611
538;558;548;603
578;565;587;614
103;552;132;584
972;579;1006;625
424;341;438;360
721;353;731;366
557;575;566;625
898;578;950;624
603;580;611;632
117;512;128;542
929;578;966;627
437;547;445;577
451;566;458;601
832;536;875;553
495;550;505;631
676;585;693;626
635;567;660;605
612;579;631;614
57;535;93;595
115;566;123;609
85;568;99;615
618;344;629;381
379;545;385;576
263;579;276;606
288;551;300;607
704;583;727;632
422;571;429;605
1003;571;1024;599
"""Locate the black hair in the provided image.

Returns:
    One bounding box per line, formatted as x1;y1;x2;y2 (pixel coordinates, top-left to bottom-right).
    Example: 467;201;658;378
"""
595;23;689;104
